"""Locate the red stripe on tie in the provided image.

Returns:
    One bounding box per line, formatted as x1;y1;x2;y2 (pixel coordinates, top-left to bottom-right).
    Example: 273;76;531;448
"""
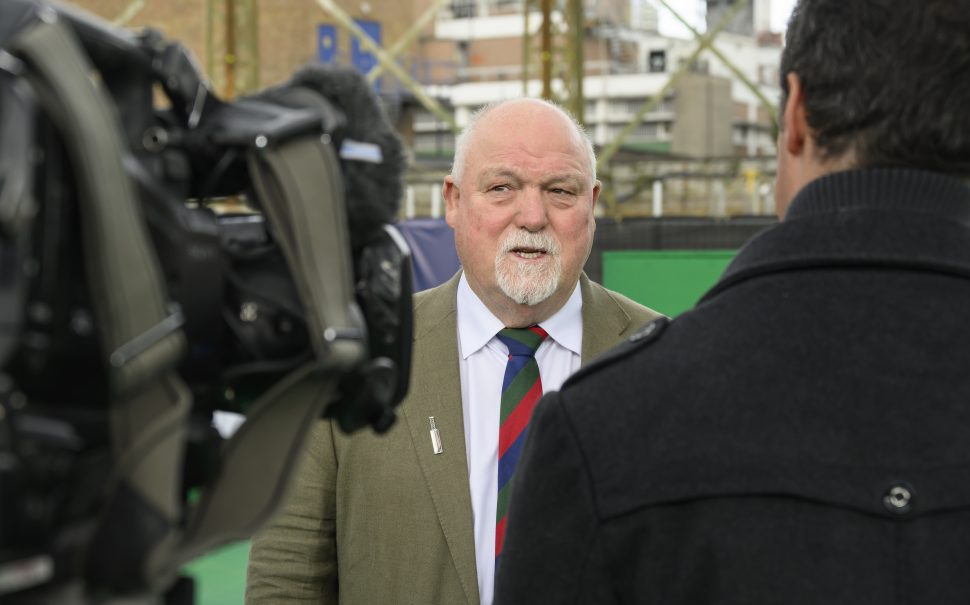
495;514;508;556
498;379;543;458
495;324;548;563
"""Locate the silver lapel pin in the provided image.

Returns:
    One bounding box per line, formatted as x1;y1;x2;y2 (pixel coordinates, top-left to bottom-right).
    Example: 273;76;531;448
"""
429;416;443;455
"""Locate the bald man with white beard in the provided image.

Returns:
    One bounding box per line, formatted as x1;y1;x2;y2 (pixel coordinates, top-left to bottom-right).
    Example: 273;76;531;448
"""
246;98;661;605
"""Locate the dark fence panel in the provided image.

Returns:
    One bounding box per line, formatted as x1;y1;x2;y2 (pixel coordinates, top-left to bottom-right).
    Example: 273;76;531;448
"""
585;216;777;283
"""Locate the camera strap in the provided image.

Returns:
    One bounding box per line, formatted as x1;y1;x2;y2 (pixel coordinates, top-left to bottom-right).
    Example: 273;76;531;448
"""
247;133;367;370
170;130;371;566
11;16;191;591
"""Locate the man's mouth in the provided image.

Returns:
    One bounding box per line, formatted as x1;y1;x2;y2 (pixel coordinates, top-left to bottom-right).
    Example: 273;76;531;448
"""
510;247;547;259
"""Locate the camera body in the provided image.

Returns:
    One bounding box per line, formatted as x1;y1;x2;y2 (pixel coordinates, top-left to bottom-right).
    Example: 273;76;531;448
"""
0;1;412;601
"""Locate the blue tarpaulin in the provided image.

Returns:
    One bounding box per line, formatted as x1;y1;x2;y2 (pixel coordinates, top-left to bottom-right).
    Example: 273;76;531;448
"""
395;218;461;292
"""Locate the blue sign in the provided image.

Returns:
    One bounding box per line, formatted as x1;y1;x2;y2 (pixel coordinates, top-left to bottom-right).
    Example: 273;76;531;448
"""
351;20;381;90
317;24;337;64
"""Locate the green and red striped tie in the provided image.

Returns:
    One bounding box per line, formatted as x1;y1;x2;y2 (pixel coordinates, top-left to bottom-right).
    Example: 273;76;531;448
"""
495;325;548;562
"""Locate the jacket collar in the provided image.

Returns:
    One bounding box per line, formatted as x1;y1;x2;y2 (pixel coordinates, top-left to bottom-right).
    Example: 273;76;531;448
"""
702;169;970;303
785;168;970;222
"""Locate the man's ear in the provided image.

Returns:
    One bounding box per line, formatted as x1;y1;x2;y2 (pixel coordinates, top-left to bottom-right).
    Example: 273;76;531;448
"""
591;179;602;208
443;175;459;228
782;72;809;156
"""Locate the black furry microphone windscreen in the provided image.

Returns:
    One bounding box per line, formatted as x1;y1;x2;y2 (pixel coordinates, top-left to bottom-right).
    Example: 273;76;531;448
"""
258;65;407;251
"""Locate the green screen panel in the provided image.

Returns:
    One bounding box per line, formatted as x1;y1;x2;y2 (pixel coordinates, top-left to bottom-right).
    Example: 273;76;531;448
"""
183;540;249;603
601;250;736;318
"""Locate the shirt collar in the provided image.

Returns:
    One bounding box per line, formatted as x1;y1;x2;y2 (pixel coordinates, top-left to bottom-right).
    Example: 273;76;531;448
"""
456;273;583;360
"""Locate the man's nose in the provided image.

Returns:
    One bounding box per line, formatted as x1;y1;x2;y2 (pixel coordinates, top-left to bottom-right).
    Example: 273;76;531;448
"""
515;187;548;231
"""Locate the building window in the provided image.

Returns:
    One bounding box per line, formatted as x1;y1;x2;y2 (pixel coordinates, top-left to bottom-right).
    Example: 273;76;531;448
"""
607;97;672;116
456;40;470;68
648;50;666;73
492;0;519;12
680;58;710;74
606;121;664;142
414;110;445;130
608;98;645;115
758;64;779;86
415;132;453;156
450;0;475;18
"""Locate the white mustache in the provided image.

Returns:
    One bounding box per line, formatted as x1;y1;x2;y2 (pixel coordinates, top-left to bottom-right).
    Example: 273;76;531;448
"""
500;231;560;255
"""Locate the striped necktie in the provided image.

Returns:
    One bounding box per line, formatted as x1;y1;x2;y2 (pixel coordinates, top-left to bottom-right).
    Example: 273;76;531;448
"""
494;325;548;561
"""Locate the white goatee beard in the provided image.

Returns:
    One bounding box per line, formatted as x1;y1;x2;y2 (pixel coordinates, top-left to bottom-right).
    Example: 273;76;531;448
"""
495;230;562;306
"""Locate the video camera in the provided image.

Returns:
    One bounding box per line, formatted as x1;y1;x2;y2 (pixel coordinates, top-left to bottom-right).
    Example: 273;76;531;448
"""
0;0;413;601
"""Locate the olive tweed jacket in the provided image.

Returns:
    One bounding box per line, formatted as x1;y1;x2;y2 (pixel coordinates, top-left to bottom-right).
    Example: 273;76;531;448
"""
246;272;659;604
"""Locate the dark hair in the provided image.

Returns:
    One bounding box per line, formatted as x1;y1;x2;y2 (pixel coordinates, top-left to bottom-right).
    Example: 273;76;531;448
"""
780;0;970;174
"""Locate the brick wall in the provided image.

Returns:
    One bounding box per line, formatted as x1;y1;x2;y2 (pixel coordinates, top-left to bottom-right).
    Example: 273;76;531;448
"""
66;0;207;70
65;0;432;95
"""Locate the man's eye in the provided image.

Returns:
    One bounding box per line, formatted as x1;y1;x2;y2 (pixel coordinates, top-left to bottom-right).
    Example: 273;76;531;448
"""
550;188;574;195
490;185;510;192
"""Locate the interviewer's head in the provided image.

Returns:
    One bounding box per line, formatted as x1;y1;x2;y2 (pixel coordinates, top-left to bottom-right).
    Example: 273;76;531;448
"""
443;98;600;328
774;0;970;217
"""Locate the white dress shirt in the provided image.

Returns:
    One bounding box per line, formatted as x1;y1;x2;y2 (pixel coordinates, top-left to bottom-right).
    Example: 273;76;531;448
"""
456;274;583;605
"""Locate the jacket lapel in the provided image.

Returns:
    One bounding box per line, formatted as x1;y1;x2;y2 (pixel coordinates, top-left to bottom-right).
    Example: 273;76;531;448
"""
579;273;634;363
397;272;635;604
400;274;480;604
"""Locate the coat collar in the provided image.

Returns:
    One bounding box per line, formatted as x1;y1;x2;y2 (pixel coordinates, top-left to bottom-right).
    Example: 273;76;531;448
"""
703;169;970;303
784;168;970;222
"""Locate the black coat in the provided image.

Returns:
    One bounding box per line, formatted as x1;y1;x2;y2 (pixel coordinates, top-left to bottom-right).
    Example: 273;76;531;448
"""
495;169;970;605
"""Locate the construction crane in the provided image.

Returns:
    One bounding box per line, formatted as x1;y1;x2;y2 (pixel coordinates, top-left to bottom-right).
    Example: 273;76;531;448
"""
205;0;260;98
522;0;584;123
